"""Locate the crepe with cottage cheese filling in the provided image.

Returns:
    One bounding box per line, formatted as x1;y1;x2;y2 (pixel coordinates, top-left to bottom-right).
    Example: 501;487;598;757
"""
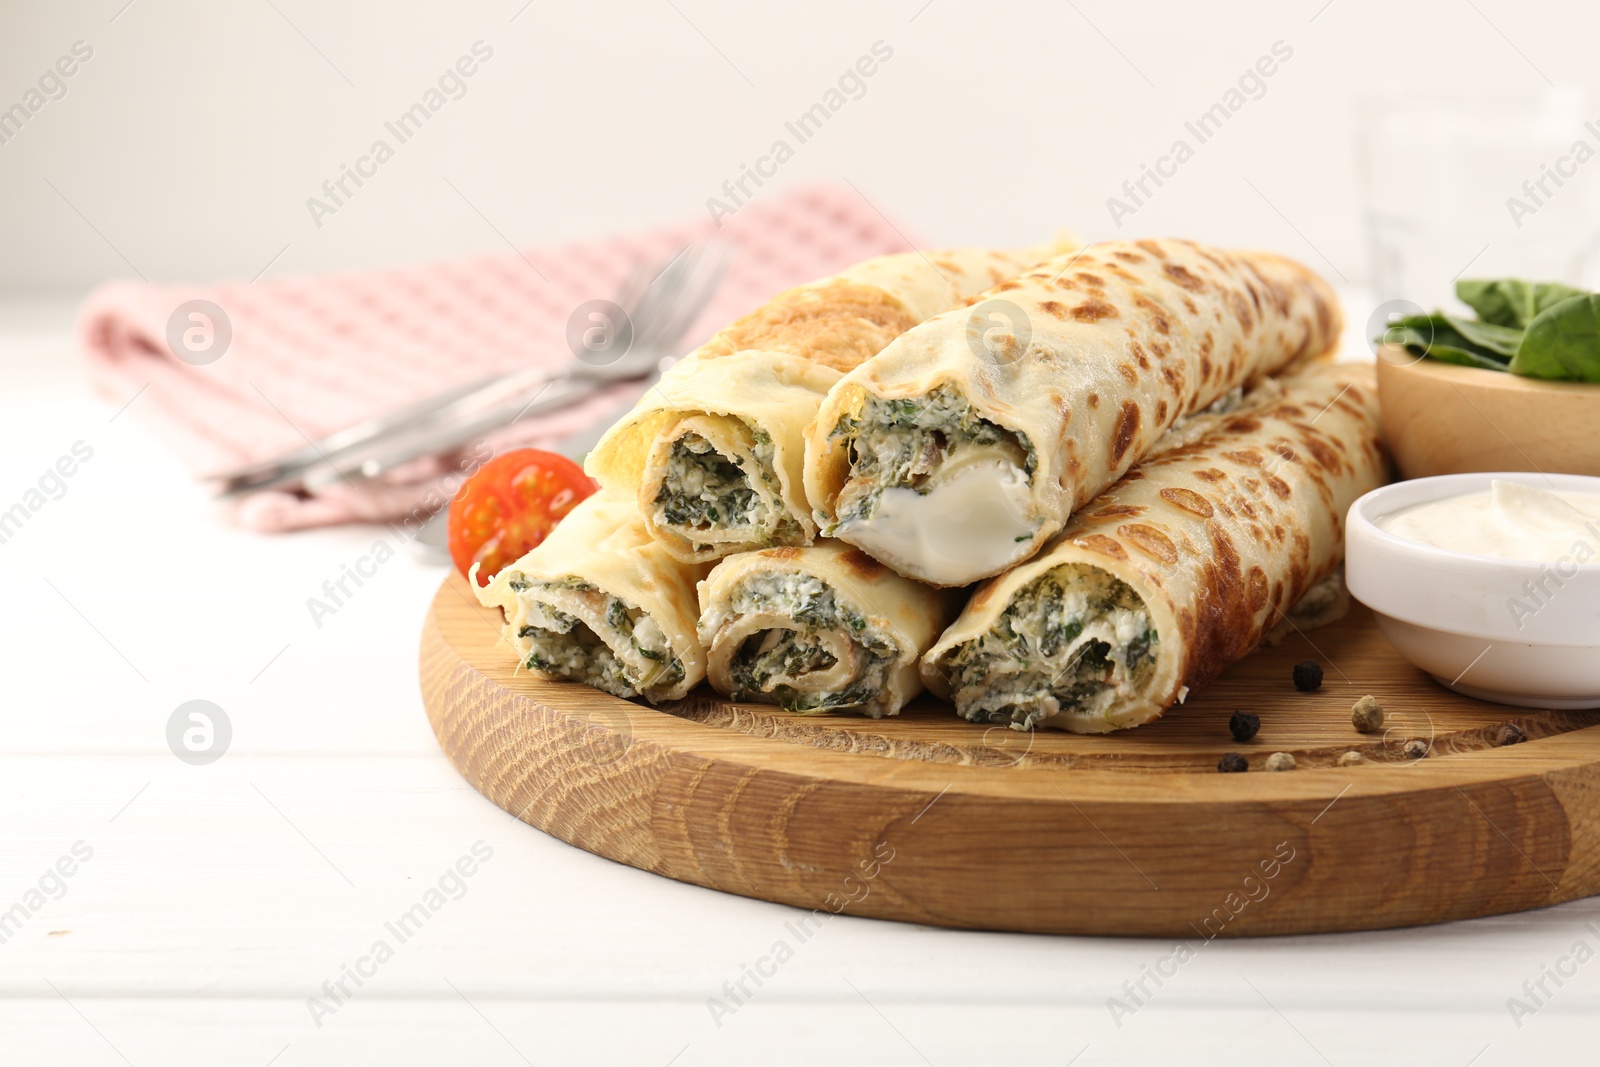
584;242;1072;564
805;239;1342;587
697;542;960;718
474;491;712;703
920;363;1386;733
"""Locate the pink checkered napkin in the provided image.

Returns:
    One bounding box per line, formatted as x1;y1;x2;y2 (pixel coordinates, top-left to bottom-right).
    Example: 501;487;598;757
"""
77;184;920;532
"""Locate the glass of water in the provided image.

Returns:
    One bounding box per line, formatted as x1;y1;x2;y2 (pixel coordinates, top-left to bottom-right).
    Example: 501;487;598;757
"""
1360;89;1600;315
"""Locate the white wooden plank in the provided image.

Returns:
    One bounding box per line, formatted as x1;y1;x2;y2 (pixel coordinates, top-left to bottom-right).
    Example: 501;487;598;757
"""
0;996;1590;1067
2;752;1600;1019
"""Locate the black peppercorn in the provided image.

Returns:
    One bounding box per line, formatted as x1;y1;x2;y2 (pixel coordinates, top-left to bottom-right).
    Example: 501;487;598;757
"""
1292;660;1323;692
1496;724;1527;747
1217;752;1248;773
1228;710;1260;743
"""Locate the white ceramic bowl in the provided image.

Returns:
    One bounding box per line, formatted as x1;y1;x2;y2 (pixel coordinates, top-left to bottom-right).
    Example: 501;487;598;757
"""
1346;472;1600;709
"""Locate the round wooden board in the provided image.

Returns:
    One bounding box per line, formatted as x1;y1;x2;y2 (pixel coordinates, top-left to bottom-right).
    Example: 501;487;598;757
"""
420;573;1600;937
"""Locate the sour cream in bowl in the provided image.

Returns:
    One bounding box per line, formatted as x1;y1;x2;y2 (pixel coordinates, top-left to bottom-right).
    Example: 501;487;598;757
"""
1346;472;1600;709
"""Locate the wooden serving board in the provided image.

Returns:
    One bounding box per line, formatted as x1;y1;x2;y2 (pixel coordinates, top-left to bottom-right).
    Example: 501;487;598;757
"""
420;573;1600;937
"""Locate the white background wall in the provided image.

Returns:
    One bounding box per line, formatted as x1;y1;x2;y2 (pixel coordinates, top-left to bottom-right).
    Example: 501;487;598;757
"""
1;0;1598;295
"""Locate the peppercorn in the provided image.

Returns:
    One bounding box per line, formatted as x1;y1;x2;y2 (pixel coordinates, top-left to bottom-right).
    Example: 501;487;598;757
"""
1264;751;1297;772
1496;723;1527;747
1217;752;1249;773
1228;710;1261;743
1351;695;1384;733
1337;750;1365;767
1292;660;1323;692
1403;739;1429;760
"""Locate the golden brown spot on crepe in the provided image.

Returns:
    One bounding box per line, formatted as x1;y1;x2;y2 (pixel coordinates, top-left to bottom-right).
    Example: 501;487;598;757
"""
1183;296;1198;315
1156;399;1169;422
1263;472;1291;499
1271;580;1284;605
1073;534;1128;560
1272;523;1286;542
1073;299;1118;323
1087;392;1100;409
1135;239;1168;260
1113;251;1145;264
1223;416;1262;436
697;280;919;373
1303;436;1340;472
1247;566;1269;612
1194;468;1226;483
1223;449;1264;468
968;582;1002;612
1120;523;1179;564
1312;288;1336;346
764;547;803;559
1161;486;1214;517
1161;364;1184;394
1163;263;1206;292
1118;363;1139;387
1111;402;1142;464
1039;300;1068;320
1090;505;1145;523
995;280;1022;292
1288;531;1311;592
1077;273;1105;287
839;548;888;580
1180;523;1255;688
1228;290;1255;336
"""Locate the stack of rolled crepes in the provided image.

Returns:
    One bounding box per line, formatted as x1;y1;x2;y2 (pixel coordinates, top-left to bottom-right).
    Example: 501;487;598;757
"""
476;241;1064;706
477;236;1389;732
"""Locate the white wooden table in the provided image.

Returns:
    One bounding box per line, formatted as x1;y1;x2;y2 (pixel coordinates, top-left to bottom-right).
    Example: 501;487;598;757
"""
2;298;1596;1066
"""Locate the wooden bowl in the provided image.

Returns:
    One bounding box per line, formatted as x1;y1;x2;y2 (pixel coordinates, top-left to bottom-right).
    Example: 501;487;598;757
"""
1376;347;1600;479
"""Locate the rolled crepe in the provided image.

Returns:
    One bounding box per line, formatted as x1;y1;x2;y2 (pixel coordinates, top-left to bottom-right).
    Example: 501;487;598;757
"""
921;363;1386;733
474;491;712;703
585;242;1069;564
697;542;960;717
806;239;1342;587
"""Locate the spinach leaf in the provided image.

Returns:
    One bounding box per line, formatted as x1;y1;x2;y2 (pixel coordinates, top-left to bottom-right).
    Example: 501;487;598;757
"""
1386;315;1513;371
1456;278;1587;329
1439;314;1522;357
1510;293;1600;382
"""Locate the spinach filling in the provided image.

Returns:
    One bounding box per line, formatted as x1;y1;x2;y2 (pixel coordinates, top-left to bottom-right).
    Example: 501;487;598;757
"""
830;384;1034;524
722;570;896;714
512;579;683;701
651;429;802;545
943;567;1158;729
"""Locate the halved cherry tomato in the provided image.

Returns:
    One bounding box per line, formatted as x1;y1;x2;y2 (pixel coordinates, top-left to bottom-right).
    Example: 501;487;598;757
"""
449;448;596;586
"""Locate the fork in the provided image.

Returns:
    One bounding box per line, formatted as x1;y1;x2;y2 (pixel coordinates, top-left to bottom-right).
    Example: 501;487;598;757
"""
209;240;733;498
